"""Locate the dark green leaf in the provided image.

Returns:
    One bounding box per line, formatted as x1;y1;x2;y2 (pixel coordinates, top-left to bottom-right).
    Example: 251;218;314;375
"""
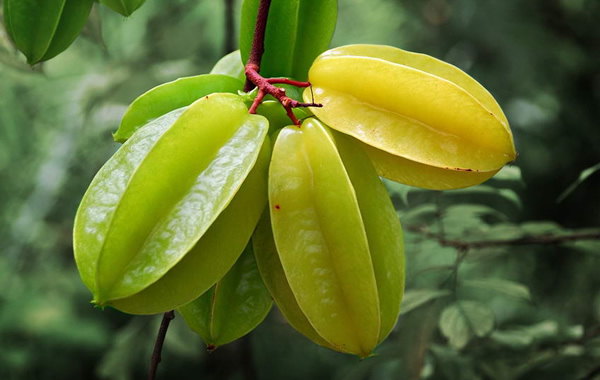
400;289;451;315
557;162;600;203
462;279;531;301
439;301;495;349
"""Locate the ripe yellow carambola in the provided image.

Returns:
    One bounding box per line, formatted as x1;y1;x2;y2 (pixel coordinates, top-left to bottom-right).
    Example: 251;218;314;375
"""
254;118;404;357
304;44;517;190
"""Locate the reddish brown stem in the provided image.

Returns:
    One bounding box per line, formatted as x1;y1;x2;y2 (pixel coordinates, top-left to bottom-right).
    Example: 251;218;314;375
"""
147;311;175;380
246;64;321;125
243;0;322;125
266;78;312;87
243;0;271;92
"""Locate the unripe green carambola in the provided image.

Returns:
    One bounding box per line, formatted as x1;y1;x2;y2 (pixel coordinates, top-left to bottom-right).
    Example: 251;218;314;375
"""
3;0;93;64
254;118;405;357
179;244;273;349
304;44;517;190
74;93;268;311
240;0;337;81
113;74;244;142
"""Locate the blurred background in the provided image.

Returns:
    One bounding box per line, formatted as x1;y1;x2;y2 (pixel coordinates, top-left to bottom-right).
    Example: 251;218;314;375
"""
1;0;599;379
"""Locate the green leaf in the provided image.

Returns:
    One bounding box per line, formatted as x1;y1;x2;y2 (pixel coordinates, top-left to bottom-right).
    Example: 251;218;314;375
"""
449;185;522;210
488;165;525;187
240;0;337;80
439;301;495;349
399;204;437;226
557;162;600;203
384;178;412;207
74;94;268;304
567;239;600;256
490;329;534;348
179;244;273;348
522;221;566;235
113;74;244;142
210;50;246;81
522;320;559;341
429;345;480;380
462;279;531;301
99;0;146;16
400;289;451;315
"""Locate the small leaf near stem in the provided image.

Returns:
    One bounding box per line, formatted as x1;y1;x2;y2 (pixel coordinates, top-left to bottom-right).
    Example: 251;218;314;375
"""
244;0;321;125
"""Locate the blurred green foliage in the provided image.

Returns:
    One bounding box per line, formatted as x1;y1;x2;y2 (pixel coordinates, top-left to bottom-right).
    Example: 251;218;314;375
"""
0;0;599;379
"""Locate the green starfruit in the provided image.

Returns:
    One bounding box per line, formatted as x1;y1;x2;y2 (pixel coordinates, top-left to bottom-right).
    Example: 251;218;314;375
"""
240;0;337;80
304;44;517;190
179;244;273;349
3;0;93;64
113;74;244;142
260;118;405;357
110;138;271;314
74;93;268;310
211;50;246;82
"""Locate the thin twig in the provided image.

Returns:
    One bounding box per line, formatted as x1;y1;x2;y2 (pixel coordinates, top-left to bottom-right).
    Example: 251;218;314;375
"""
405;225;600;250
148;311;175;380
243;0;271;92
579;365;600;380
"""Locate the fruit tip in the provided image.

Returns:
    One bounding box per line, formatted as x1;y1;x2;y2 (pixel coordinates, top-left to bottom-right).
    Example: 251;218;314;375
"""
206;344;217;353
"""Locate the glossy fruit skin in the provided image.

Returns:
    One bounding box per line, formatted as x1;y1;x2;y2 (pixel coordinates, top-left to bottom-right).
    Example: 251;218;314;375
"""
262;118;405;357
3;0;93;64
304;44;517;190
113;74;244;143
74;93;268;308
99;0;146;16
240;0;337;80
179;243;272;348
255;100;311;134
110;138;271;314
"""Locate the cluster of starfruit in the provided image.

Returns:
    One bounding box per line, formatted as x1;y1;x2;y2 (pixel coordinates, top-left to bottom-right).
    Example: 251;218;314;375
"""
2;0;146;64
73;0;516;357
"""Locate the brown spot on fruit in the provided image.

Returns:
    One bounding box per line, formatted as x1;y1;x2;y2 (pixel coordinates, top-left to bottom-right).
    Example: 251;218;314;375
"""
274;204;281;210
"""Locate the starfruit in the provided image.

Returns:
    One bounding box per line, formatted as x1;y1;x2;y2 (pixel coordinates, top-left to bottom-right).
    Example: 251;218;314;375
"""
99;0;146;17
179;243;272;349
253;118;404;357
210;50;246;82
3;0;94;64
113;74;243;142
240;0;337;81
73;93;269;313
304;44;517;190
